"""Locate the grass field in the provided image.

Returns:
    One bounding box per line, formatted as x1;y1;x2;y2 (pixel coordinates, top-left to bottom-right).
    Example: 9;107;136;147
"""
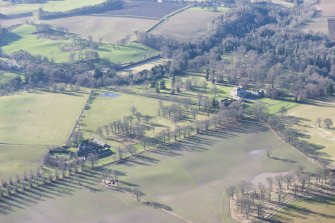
81;91;162;134
0;89;89;145
0;0;105;14
0;121;317;223
0;144;47;180
81;90;208;148
43;16;157;44
300;0;334;34
287;97;335;166
151;7;224;42
271;196;335;223
0;24;159;64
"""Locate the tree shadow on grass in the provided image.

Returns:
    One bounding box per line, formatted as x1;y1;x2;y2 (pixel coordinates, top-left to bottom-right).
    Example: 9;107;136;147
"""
0;32;21;47
270;156;297;163
0;170;105;215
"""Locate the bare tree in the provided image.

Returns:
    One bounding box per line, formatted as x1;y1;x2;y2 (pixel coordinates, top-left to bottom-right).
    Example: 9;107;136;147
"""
227;186;237;199
279;106;287;117
87;153;98;167
323;118;333;129
316;117;323;127
132;188;145;201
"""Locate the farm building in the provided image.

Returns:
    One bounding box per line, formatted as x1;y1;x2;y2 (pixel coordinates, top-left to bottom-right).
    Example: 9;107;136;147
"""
231;86;248;98
77;139;112;158
327;17;335;35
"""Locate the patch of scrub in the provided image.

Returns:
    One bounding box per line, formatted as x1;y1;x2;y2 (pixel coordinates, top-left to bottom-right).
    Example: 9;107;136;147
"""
252;172;290;185
100;92;119;98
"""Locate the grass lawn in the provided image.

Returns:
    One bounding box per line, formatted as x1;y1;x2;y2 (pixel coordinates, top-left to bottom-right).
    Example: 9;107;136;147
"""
0;121;317;223
0;144;47;180
258;97;299;115
0;0;105;14
0;71;21;84
0;89;89;145
122;58;168;74
0;24;159;64
134;72;234;100
287;97;335;166
271;196;335;223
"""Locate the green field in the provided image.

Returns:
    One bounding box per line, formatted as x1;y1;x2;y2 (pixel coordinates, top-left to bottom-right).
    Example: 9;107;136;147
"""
258;97;299;115
0;144;47;180
0;24;159;64
0;121;317;223
287;98;335;166
0;89;89;145
271;197;335;223
0;0;105;14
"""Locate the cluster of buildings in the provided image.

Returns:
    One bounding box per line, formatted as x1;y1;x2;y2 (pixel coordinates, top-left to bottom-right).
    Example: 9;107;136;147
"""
77;139;112;158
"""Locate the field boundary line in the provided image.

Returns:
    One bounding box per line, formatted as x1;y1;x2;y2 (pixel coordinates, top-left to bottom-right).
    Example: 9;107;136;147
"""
146;4;193;33
66;89;93;144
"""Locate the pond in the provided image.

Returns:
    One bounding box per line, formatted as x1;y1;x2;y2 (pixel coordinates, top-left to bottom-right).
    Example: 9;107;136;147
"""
100;92;119;98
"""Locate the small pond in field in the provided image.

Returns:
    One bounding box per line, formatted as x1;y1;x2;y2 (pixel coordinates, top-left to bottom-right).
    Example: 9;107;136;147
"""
100;92;119;98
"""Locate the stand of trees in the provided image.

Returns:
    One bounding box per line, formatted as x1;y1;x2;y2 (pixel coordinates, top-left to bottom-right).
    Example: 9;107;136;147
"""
230;168;335;221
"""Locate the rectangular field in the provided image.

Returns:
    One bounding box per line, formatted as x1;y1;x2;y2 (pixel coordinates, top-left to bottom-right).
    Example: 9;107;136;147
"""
0;89;89;145
43;16;157;44
0;122;317;223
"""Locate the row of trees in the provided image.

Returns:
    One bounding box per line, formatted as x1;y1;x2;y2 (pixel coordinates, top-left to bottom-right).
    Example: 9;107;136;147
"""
0;165;84;197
